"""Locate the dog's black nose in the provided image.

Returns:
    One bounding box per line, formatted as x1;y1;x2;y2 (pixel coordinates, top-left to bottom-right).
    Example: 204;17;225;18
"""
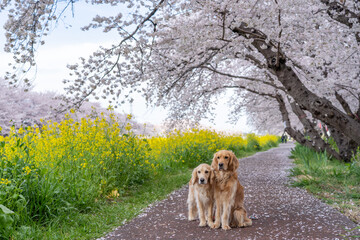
219;163;224;168
200;178;205;183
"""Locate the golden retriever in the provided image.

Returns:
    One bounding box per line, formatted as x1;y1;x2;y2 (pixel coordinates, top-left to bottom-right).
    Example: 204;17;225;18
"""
187;163;214;227
211;150;252;230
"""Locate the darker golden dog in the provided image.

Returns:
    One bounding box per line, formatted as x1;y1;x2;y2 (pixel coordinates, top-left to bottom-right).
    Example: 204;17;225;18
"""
211;150;252;230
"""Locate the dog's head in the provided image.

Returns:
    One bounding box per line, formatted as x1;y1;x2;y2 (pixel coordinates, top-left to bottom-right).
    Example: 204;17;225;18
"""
211;150;239;172
191;163;213;185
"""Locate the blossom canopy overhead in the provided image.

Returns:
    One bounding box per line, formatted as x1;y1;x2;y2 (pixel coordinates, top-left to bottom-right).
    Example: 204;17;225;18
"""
1;0;360;161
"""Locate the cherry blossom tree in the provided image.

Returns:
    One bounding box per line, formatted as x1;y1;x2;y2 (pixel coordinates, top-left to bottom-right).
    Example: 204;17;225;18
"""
0;80;155;136
1;0;359;161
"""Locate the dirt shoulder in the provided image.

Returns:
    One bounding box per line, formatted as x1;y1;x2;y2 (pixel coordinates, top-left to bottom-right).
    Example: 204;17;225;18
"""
98;143;359;239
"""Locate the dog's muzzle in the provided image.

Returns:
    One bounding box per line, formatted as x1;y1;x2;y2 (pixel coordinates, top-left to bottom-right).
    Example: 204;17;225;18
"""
218;163;224;170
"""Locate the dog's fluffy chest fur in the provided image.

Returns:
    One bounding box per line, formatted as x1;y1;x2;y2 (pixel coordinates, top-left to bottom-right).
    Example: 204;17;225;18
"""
194;184;213;202
214;170;237;192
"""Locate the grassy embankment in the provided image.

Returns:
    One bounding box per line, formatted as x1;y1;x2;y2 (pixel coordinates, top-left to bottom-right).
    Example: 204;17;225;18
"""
290;144;360;234
0;111;279;239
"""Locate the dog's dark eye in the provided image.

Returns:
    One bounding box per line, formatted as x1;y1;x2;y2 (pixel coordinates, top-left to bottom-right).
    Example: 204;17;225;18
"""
217;156;220;159
205;170;209;174
225;156;228;159
198;171;201;173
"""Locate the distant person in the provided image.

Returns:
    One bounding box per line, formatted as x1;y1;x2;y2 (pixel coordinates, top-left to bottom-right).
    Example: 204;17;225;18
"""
281;133;288;143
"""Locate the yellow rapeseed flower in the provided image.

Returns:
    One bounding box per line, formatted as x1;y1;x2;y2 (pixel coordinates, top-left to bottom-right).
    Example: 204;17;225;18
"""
107;189;120;199
23;166;32;175
0;178;11;185
125;123;132;131
0;109;277;209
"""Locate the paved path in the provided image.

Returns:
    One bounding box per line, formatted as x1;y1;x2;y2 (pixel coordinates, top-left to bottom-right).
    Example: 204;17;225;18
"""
99;143;359;239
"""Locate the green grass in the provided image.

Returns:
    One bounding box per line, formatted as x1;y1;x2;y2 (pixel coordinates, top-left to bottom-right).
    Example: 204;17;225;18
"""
289;144;360;225
14;169;192;240
20;150;263;239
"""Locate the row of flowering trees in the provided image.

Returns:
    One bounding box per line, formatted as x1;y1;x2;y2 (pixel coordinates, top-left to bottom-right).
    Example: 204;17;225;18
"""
0;82;154;136
1;0;359;161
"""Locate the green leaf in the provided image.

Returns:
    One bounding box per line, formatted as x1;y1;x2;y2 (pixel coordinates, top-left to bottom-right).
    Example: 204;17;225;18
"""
0;214;14;228
0;204;14;215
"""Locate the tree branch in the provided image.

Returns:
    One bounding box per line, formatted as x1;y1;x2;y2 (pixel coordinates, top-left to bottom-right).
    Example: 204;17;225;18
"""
199;65;286;92
320;0;360;43
335;91;359;121
201;85;277;99
64;0;166;109
232;23;360;145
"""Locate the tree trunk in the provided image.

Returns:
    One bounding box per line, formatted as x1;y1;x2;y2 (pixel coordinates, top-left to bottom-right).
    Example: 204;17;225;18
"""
275;94;344;160
328;127;358;163
232;25;360;148
289;101;342;160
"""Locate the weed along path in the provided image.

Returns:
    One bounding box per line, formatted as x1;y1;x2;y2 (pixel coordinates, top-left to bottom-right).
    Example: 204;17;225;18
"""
98;143;359;240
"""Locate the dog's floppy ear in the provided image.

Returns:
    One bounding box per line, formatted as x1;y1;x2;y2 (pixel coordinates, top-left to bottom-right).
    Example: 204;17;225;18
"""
229;151;239;171
190;167;198;185
209;168;215;184
211;153;218;170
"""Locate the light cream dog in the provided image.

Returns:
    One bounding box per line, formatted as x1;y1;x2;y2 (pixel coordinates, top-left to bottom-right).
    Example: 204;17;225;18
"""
187;163;214;227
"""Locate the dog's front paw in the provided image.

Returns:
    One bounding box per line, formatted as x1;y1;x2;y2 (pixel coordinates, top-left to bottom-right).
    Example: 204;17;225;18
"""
222;225;231;230
207;220;214;228
199;221;207;227
188;216;196;221
212;222;220;229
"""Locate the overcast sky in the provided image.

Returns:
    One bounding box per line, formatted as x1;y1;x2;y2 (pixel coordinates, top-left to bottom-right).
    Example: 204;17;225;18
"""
0;2;252;133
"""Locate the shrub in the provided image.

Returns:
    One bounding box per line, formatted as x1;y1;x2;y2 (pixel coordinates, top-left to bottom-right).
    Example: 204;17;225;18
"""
149;129;223;169
245;133;260;151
